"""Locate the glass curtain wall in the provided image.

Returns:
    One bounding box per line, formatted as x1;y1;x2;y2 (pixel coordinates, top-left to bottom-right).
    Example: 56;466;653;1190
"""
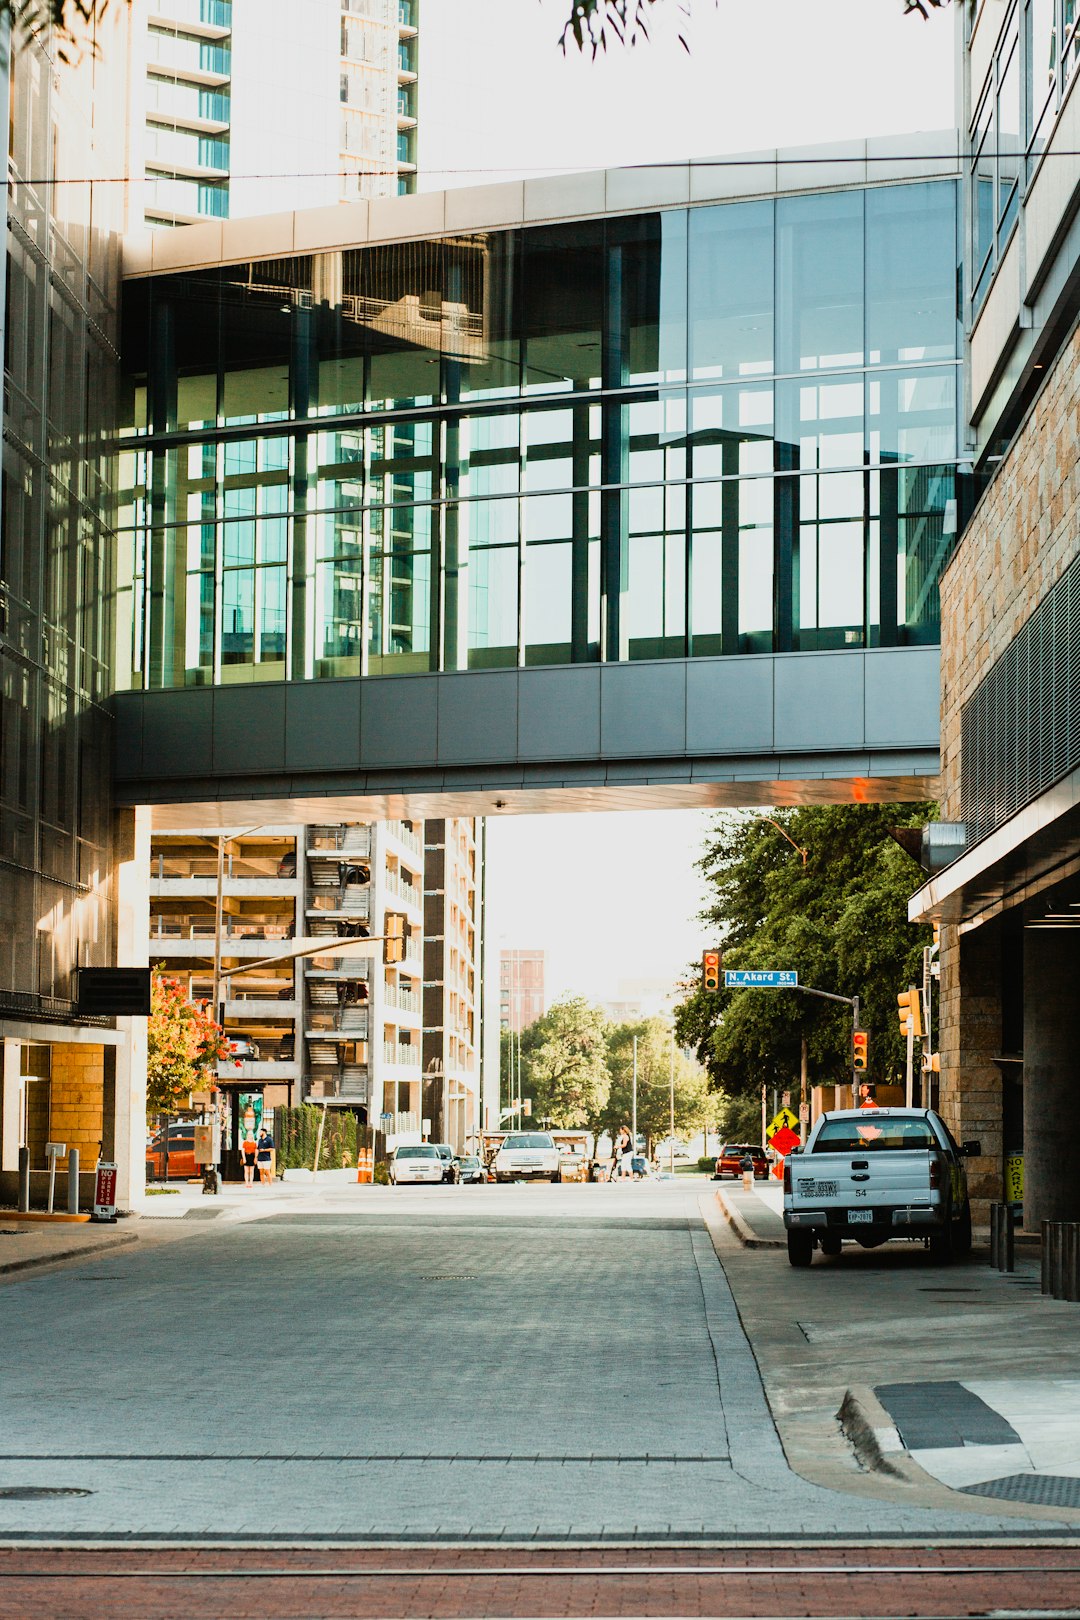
116;180;961;691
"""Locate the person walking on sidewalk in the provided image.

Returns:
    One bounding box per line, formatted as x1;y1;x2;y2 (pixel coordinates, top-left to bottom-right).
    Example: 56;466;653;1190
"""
256;1125;274;1186
240;1130;257;1187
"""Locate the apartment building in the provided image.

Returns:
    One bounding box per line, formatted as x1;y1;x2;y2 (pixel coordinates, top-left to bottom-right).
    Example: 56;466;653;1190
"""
148;816;479;1162
422;820;480;1150
499;951;546;1035
130;0;419;229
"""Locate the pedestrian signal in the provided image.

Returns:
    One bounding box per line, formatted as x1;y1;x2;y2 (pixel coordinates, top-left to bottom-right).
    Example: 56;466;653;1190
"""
702;950;721;992
383;912;408;964
897;987;923;1038
852;1029;868;1071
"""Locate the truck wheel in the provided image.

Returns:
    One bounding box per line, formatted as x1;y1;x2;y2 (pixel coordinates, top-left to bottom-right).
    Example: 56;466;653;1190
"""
819;1234;842;1257
954;1199;973;1257
787;1230;813;1268
928;1219;954;1263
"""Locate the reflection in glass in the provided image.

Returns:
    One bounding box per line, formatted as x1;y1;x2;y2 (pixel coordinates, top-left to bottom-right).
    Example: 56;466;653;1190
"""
777;191;863;373
688;200;773;380
866;183;957;363
468;546;518;668
524;543;572;663
522;222;604;394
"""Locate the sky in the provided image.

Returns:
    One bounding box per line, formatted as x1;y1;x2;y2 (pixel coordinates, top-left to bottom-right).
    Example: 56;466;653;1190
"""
420;0;957;1008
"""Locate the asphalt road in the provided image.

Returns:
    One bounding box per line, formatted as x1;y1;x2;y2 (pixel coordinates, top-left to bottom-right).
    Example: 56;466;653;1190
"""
0;1182;1068;1545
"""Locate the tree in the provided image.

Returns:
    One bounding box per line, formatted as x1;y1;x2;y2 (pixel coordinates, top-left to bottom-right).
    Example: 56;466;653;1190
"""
146;973;235;1116
598;1017;709;1149
674;805;935;1100
558;0;950;54
516;997;611;1127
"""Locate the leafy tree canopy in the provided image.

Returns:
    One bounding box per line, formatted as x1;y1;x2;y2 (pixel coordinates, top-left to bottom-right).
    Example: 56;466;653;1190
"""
674;805;934;1099
513;995;612;1127
147;973;235;1116
599;1016;709;1147
559;0;950;54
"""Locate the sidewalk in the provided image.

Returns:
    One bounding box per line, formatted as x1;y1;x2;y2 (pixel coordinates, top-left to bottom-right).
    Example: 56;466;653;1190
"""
0;1217;138;1276
708;1181;1080;1523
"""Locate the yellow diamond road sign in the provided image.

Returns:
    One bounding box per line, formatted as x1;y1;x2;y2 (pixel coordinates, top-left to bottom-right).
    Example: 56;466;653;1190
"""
767;1107;799;1138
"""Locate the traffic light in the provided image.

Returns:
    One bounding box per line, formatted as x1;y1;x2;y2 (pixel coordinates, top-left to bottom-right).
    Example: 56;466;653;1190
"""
897;987;923;1039
383;912;407;964
702;950;721;992
852;1029;868;1071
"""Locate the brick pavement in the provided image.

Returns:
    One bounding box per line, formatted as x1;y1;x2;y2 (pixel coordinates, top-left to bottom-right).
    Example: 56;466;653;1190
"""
1;1545;1079;1618
0;1184;1071;1541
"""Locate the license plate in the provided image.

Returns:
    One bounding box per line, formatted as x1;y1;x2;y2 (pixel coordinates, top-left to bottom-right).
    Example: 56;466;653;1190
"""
847;1209;873;1223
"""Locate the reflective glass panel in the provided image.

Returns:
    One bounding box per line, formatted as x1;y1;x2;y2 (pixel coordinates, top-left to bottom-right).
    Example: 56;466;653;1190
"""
866;182;957;363
777;191;863;372
521;223;604;394
868;367;957;465
524;542;572;664
688;200;773;380
468;546;518;669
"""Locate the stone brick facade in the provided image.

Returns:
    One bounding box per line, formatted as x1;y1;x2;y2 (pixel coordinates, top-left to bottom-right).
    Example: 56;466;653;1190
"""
939;312;1080;822
935;313;1080;1203
48;1044;106;1172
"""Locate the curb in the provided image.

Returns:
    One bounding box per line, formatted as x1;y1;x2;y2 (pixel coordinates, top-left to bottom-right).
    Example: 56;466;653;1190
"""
0;1231;139;1277
712;1186;785;1250
837;1386;909;1480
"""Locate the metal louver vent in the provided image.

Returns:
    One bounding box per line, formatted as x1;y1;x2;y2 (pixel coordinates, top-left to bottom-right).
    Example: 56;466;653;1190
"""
961;555;1080;843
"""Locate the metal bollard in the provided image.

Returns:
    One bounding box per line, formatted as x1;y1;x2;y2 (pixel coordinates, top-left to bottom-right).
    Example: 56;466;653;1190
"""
18;1145;30;1213
67;1147;79;1215
990;1203;1001;1269
1065;1223;1080;1304
1003;1203;1015;1273
1041;1220;1056;1296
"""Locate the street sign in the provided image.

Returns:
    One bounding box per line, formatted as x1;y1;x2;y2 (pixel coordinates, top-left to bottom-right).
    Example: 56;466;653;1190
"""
767;1107;799;1138
769;1125;801;1156
92;1162;118;1223
725;969;798;988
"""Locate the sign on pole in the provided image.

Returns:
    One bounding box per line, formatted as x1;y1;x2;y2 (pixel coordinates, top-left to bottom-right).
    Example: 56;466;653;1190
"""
767;1107;800;1139
92;1162;118;1223
725;969;798;988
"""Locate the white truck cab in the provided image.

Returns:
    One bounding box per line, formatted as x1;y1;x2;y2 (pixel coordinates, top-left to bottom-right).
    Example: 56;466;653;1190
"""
783;1107;980;1267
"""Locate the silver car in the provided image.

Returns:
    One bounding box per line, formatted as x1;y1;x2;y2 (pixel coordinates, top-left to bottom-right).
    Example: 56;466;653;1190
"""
390;1144;445;1185
493;1131;561;1183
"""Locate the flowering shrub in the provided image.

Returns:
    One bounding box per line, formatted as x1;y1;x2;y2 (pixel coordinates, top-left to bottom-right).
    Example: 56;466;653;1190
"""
146;972;238;1115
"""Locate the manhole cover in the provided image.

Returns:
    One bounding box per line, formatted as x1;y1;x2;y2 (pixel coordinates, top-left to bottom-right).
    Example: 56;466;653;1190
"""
74;1276;123;1282
419;1275;477;1282
963;1473;1080;1509
0;1487;93;1500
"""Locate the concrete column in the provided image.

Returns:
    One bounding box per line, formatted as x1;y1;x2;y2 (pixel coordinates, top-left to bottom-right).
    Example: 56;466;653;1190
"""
1;1040;22;1172
113;806;151;1209
1023;929;1080;1225
938;917;1003;1215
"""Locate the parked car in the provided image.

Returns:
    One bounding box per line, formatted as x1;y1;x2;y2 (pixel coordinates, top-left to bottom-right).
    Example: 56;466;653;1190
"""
431;1143;459;1183
783;1107;978;1266
146;1122;198;1181
389;1144;445;1185
713;1143;769;1179
492;1131;561;1183
229;1036;261;1061
453;1154;485;1184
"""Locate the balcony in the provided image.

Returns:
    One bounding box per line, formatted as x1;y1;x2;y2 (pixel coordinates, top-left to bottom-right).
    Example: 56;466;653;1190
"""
384;871;421;910
307;825;371;858
385;819;422;858
383;1042;421;1068
306;886;370;923
383;986;420;1015
306;1065;371;1103
305;1007;369;1040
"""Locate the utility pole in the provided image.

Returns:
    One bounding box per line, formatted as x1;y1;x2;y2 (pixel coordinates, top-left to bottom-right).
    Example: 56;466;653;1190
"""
669;1029;675;1177
632;1034;638;1151
800;1034;808;1145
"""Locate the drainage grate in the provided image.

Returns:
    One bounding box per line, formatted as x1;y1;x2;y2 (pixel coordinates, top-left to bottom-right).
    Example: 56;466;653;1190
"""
963;1473;1080;1509
419;1275;477;1282
0;1487;93;1500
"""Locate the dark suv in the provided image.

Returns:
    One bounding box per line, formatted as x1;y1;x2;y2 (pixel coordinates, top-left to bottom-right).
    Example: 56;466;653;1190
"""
431;1143;458;1183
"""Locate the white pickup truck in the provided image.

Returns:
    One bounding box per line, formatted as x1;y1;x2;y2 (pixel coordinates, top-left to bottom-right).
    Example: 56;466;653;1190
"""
782;1107;980;1267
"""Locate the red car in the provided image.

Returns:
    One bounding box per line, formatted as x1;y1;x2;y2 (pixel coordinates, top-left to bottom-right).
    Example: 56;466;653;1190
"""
713;1143;769;1179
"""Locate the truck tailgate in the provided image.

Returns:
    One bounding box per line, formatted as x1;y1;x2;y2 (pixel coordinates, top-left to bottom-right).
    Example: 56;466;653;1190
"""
792;1150;934;1208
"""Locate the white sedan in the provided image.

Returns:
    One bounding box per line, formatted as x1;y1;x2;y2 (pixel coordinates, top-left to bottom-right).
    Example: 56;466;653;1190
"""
493;1131;561;1183
390;1144;446;1185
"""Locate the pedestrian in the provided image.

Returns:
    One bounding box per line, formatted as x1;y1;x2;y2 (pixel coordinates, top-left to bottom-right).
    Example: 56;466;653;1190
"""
256;1124;274;1185
240;1129;257;1186
615;1125;633;1179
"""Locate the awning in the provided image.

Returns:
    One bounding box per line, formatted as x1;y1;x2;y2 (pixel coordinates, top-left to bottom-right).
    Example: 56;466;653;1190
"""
909;761;1080;929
